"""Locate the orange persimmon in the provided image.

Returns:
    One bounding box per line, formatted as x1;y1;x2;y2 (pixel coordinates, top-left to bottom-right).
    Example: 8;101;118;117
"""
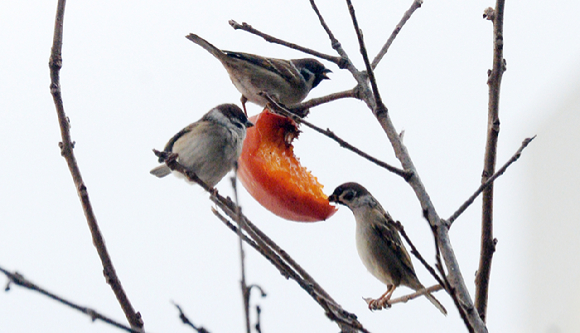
238;108;337;222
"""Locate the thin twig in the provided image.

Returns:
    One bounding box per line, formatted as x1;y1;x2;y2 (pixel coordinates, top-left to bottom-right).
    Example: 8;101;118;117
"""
391;220;445;288
212;209;261;252
262;97;411;180
346;0;383;108
371;0;423;69
212;208;304;280
255;305;262;333
289;89;360;117
448;136;535;226
308;0;340;50
309;0;372;101
212;206;336;315
384;284;443;307
173;302;211;333
230;164;251;333
421;226;464;326
153;150;213;192
0;266;142;333
248;285;267;333
228;20;344;67
248;284;267;298
49;0;142;329
476;1;507;323
303;122;411;180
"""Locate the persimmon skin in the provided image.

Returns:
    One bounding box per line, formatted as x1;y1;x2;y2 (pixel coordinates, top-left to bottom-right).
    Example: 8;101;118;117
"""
238;109;337;222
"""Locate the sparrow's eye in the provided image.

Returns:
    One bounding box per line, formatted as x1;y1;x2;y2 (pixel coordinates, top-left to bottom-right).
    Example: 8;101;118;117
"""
300;68;313;82
342;190;355;202
232;121;244;129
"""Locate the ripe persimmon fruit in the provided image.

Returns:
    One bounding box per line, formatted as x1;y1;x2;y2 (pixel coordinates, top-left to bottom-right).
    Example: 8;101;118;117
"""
238;108;337;222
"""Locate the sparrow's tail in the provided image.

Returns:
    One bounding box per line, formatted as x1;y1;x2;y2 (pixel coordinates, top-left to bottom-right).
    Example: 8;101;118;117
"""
150;165;171;178
424;292;447;316
185;34;227;61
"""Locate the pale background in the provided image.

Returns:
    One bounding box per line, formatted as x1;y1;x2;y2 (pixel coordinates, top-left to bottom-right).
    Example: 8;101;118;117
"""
1;1;579;332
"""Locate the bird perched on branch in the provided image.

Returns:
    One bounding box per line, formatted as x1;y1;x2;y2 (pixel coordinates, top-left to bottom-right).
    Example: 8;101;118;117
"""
328;182;447;315
150;104;253;188
186;33;331;114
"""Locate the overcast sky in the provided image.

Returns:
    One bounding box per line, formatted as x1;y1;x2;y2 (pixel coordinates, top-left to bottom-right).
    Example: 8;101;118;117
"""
1;1;579;332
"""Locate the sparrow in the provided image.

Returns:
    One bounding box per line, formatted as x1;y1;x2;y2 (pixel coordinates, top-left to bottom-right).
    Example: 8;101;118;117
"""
150;104;253;188
328;182;447;315
185;33;331;114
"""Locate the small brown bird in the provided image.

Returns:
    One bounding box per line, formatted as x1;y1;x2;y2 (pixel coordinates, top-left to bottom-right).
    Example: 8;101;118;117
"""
186;34;331;114
150;104;253;187
328;182;447;315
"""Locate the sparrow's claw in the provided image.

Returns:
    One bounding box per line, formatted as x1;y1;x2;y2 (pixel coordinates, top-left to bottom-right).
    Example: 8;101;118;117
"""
364;297;390;311
364;297;378;310
364;285;396;311
165;152;179;164
376;297;392;309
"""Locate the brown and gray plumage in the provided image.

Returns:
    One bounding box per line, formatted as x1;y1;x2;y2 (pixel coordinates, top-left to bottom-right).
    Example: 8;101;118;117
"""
186;34;331;114
150;104;253;187
328;182;447;315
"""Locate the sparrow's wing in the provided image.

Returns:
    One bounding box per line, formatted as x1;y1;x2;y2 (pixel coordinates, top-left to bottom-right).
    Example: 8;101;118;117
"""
164;121;228;154
162;120;211;156
368;201;417;278
224;51;303;86
163;125;192;155
152;124;197;172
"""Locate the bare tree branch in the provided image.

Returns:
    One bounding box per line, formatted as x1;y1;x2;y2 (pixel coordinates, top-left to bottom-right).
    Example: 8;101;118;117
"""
230;164;251;333
254;305;262;333
346;0;383;107
476;0;507;323
173;302;211;333
390;220;446;288
0;266;142;333
377;284;444;308
49;0;143;329
371;0;423;69
309;0;374;107
228;20;345;67
448;136;535;226
290;89;360;117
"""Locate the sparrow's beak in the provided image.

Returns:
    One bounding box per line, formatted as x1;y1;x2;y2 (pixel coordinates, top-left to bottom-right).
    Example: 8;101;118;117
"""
328;194;338;203
322;69;332;80
245;120;254;128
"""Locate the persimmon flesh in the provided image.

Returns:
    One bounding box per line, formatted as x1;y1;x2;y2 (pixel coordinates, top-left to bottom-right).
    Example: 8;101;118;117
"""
238;109;337;222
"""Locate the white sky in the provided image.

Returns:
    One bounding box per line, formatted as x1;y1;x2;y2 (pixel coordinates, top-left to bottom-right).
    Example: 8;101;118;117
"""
1;1;579;332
